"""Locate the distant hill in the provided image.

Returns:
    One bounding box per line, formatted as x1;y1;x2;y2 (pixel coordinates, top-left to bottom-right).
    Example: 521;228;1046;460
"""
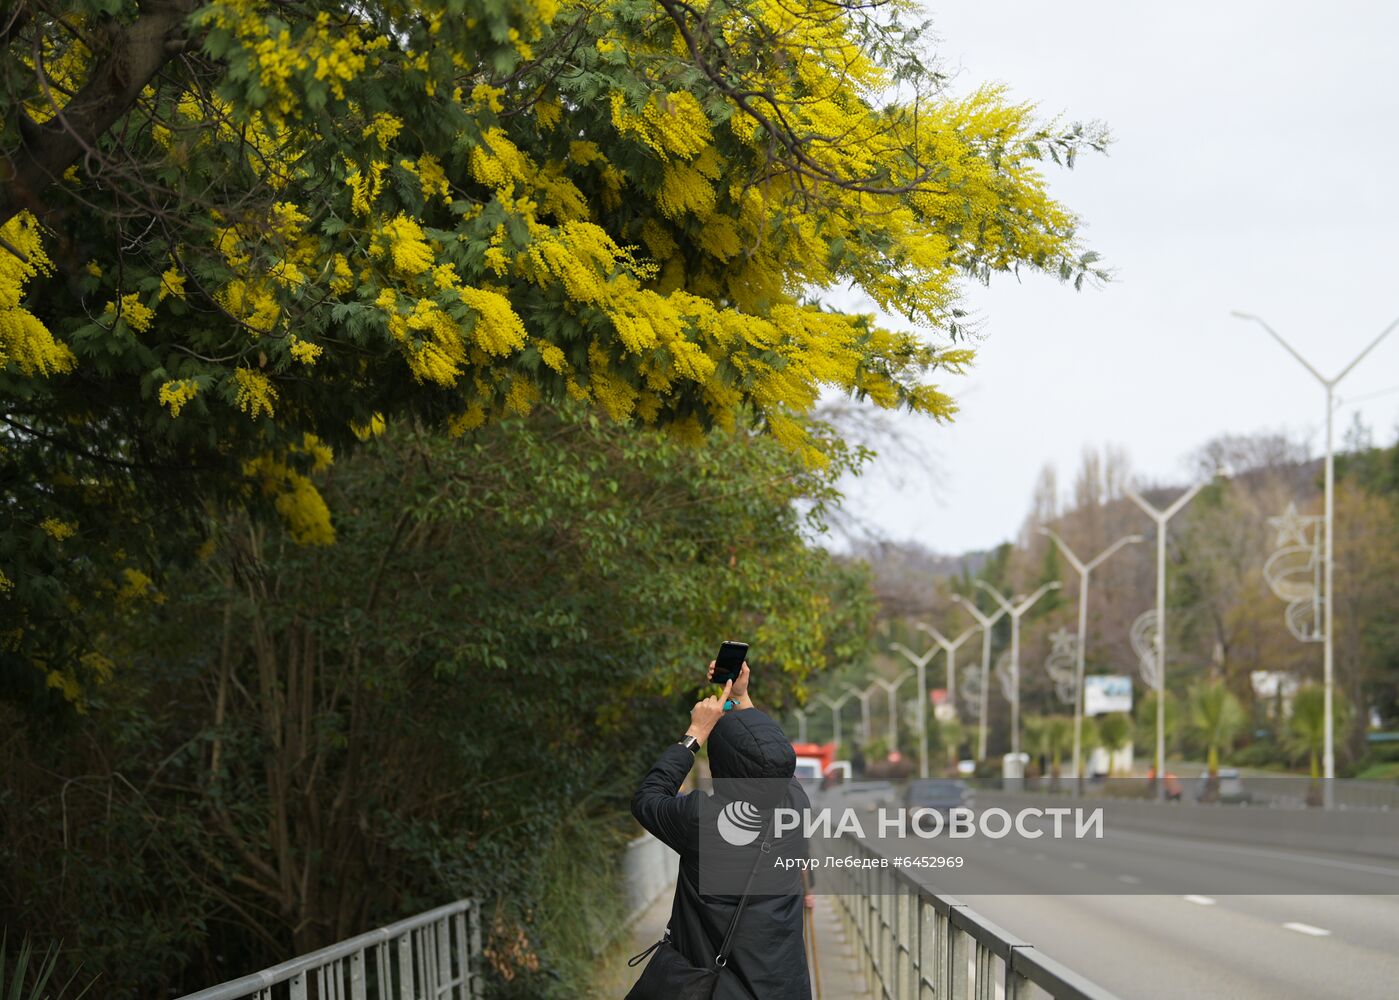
841;440;1325;622
842;538;995;618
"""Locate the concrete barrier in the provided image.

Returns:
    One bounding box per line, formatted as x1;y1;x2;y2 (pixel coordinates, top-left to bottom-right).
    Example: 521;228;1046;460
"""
623;832;678;926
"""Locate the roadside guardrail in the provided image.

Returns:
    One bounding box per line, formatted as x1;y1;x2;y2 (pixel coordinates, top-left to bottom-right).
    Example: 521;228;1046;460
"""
828;838;1119;1000
175;899;484;1000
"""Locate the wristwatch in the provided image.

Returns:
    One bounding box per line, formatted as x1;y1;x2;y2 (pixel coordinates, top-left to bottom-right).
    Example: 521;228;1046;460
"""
678;734;702;754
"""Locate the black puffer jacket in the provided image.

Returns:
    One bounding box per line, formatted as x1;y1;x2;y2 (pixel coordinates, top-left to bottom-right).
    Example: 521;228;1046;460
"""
631;709;812;1000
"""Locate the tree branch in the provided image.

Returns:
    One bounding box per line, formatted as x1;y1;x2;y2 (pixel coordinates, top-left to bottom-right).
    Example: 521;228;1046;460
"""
0;0;199;226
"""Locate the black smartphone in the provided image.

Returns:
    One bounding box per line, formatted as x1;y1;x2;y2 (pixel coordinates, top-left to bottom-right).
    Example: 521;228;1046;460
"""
712;641;749;687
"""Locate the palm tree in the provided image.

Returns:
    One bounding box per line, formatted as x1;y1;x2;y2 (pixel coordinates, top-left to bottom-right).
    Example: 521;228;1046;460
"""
1079;715;1102;779
1188;680;1245;800
1134;689;1179;758
1288;684;1351;804
936;719;965;775
1097;713;1134;776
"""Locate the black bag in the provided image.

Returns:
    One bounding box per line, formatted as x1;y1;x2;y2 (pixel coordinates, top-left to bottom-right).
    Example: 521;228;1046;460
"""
623;938;719;1000
624;815;774;1000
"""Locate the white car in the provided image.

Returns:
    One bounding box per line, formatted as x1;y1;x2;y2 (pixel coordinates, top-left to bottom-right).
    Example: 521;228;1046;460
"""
1193;767;1251;803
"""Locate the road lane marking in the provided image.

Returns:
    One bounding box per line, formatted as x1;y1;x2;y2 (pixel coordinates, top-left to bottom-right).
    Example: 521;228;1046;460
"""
1117;874;1141;885
1183;895;1216;906
1283;922;1331;937
1108;829;1399;880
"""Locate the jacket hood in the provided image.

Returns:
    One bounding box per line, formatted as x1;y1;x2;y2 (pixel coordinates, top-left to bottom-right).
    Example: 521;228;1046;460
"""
708;708;796;784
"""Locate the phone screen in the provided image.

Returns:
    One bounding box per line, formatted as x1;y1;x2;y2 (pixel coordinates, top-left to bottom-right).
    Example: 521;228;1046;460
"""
712;641;749;686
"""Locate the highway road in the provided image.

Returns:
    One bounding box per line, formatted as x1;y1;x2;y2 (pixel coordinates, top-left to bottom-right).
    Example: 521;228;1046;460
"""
816;787;1399;998
958;890;1399;1000
913;822;1399;998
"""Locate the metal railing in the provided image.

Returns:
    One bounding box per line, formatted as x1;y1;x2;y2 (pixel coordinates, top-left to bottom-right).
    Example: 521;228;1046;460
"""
828;841;1118;1000
177;900;484;1000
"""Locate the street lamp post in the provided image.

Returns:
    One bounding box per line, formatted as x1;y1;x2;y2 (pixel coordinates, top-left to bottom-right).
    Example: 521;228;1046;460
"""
1125;475;1221;801
973;581;1062;758
793;708;808;744
844;682;877;747
890;643;939;779
816;691;854;756
915;623;977;775
950;595;1008;761
870;671;914;758
1232;311;1399;809
1038;528;1144;795
914;623;978;719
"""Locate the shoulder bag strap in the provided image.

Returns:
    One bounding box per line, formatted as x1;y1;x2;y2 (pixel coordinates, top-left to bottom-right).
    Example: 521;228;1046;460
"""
714;810;779;968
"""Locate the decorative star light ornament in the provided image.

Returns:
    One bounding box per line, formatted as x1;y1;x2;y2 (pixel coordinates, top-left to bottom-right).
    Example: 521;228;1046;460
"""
1044;628;1078;705
1267;502;1311;548
960;663;984;715
1263;501;1325;643
995;648;1018;705
1130;610;1161;689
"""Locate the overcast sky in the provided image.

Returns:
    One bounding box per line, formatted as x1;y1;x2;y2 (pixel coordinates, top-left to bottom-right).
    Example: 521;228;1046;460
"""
834;0;1399;554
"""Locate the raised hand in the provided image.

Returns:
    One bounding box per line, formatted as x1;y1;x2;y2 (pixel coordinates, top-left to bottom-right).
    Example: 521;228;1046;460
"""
706;660;750;700
686;680;734;745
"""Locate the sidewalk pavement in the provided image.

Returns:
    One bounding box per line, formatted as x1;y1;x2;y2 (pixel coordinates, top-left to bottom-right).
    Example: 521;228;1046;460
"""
805;892;870;1000
595;884;871;999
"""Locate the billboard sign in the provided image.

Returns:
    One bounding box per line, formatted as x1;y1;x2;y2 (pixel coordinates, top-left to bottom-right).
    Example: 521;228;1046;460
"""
1084;674;1132;716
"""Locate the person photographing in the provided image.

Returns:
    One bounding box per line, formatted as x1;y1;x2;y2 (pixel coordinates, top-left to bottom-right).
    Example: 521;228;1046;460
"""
628;651;813;1000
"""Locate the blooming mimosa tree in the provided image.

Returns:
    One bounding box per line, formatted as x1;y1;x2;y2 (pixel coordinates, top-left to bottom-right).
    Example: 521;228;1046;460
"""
0;0;1105;693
